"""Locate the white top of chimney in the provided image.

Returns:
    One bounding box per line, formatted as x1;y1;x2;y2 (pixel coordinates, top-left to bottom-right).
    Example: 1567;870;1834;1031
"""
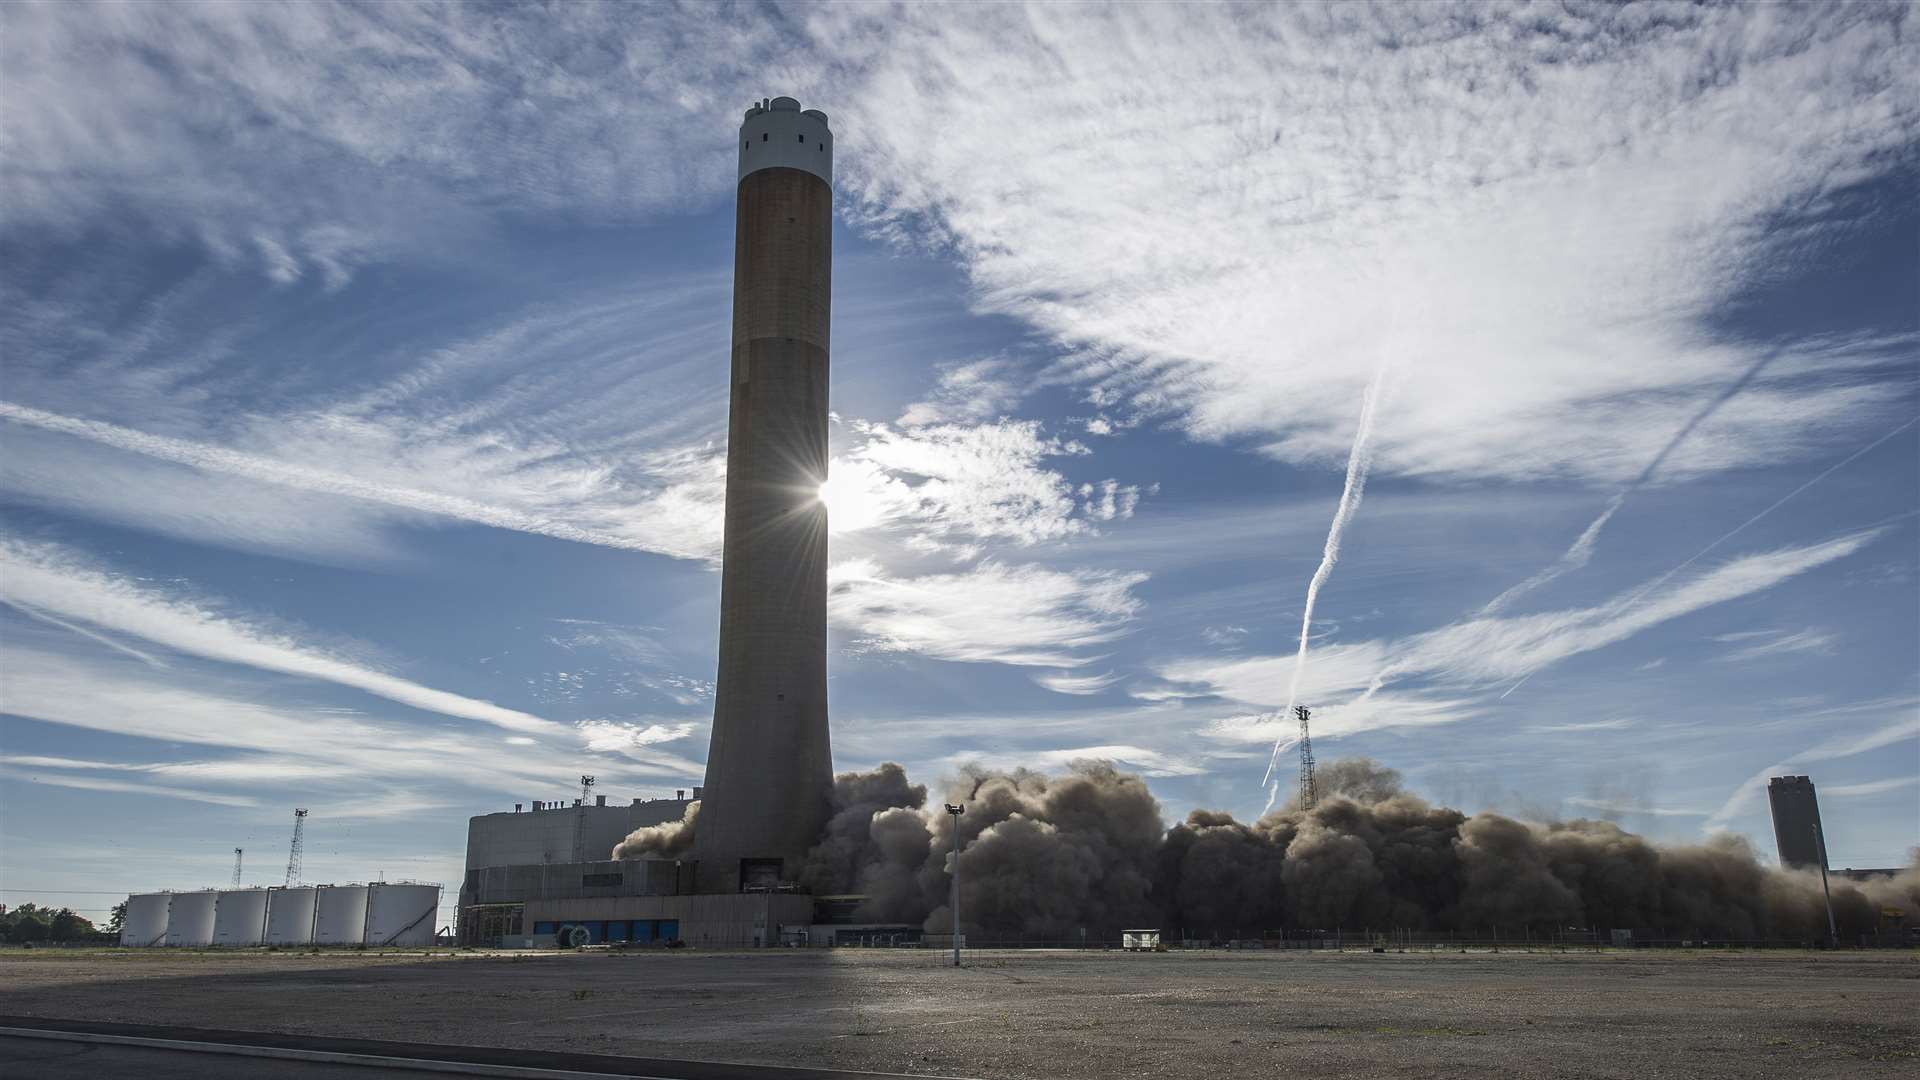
739;96;832;185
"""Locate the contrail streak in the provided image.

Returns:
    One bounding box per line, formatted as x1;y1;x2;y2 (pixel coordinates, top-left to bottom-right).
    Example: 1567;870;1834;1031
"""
1480;350;1782;617
1616;413;1919;612
1;599;169;668
1359;411;1912;707
1356;415;1916;711
1262;368;1387;801
1478;493;1623;616
0;400;675;555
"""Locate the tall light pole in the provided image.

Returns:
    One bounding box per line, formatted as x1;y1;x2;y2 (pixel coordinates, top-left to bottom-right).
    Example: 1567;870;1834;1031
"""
573;775;595;865
945;803;964;967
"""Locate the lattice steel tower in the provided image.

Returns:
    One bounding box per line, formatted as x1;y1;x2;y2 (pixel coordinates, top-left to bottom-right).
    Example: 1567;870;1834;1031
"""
1295;705;1318;811
231;847;243;886
284;808;308;886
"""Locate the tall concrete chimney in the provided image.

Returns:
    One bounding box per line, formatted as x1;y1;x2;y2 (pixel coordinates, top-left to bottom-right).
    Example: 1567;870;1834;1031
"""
695;96;834;893
1767;775;1829;871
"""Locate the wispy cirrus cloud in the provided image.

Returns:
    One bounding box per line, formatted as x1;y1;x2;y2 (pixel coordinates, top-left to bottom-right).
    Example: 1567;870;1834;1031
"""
1174;530;1883;744
825;419;1140;550
1031;670;1124;697
1;1;764;284
952;744;1206;779
575;720;700;758
1703;697;1920;834
828;557;1147;668
2;273;741;564
1823;776;1920;798
1527;718;1637;735
1;598;169;668
0;761;259;808
1387;531;1880;688
824;3;1917;487
1200;692;1480;748
896;355;1030;428
0;646;708;795
0;400;730;563
1563;796;1707;819
0;536;558;733
1712;627;1838;664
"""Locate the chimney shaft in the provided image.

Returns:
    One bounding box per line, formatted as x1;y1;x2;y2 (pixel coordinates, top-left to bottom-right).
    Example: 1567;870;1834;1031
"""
695;97;835;893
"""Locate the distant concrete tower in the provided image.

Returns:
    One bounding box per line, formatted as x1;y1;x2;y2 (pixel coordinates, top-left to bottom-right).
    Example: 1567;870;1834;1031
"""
696;97;835;893
1767;775;1829;871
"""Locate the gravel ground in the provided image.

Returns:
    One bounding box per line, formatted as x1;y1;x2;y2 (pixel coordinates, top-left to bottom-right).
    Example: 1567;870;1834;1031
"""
1;946;1915;1078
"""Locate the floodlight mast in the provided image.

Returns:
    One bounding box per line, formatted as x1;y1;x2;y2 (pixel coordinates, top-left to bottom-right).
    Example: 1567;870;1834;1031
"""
945;802;964;967
573;775;596;864
1295;705;1318;811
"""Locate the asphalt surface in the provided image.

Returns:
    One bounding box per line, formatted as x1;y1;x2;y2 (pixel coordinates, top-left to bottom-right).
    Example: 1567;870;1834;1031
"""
0;1018;980;1079
1;946;1916;1078
2;1036;391;1079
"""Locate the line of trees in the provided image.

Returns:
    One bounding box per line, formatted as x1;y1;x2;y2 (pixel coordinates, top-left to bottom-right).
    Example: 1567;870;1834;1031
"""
0;902;116;944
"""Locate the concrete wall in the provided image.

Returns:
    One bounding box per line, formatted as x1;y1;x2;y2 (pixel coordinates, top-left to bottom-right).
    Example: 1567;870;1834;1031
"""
467;858;687;906
524;892;814;948
464;797;694;872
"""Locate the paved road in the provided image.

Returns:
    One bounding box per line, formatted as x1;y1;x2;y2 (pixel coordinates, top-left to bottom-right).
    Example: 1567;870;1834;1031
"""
0;1018;977;1080
2;1035;399;1078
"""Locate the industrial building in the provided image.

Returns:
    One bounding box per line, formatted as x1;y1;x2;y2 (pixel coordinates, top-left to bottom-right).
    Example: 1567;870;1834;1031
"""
1767;775;1830;871
458;856;808;947
120;883;440;948
461;791;698;875
457;791;681;942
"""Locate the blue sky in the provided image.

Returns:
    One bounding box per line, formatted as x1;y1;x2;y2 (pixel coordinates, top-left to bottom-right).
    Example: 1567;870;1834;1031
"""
2;2;1916;928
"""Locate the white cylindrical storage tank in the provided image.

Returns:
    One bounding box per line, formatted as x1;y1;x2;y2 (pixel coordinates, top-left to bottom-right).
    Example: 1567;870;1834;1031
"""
265;886;317;945
120;893;170;947
163;891;217;947
312;885;369;945
364;883;441;947
212;888;269;946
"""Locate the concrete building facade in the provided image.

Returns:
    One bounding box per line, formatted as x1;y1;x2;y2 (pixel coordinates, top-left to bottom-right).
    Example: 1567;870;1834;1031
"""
456;792;696;925
463;792;697;871
1767;775;1829;871
697;96;836;893
458;855;812;948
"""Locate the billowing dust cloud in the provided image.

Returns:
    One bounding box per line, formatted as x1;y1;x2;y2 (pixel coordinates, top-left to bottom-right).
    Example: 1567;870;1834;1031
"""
618;758;1918;941
611;799;698;860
